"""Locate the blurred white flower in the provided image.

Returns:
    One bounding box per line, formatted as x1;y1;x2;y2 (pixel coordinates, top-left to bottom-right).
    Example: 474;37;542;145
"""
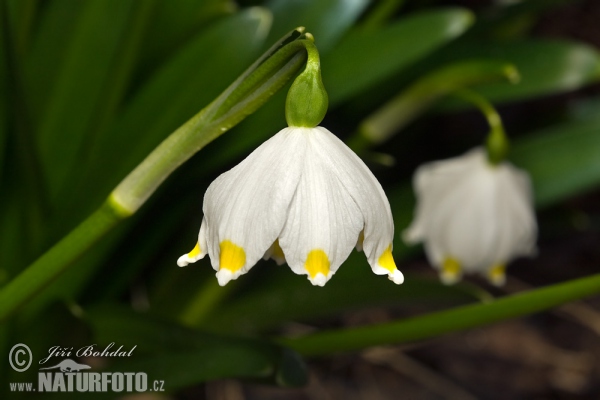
178;126;403;287
403;147;537;286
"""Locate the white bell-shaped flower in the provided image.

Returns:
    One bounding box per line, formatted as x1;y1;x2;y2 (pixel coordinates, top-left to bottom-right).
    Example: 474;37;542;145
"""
403;147;537;286
178;126;403;287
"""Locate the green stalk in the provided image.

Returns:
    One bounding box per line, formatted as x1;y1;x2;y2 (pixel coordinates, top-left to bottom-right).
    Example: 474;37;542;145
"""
454;88;510;165
0;200;123;321
348;60;519;151
0;28;321;322
280;273;600;356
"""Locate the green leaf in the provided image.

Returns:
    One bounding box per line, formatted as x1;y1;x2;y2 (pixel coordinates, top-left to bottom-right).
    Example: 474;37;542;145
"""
138;0;235;71
86;306;307;388
511;115;600;208
34;0;143;201
0;2;8;185
24;0;86;117
265;0;370;52
323;7;475;105
439;39;600;108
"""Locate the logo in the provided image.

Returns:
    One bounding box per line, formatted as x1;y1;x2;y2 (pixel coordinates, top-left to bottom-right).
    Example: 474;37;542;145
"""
39;359;91;372
8;343;165;394
9;344;32;372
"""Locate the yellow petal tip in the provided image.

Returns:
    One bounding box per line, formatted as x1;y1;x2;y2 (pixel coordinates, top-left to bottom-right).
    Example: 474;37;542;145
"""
305;249;330;285
219;240;246;273
377;245;396;273
440;257;461;285
488;264;506;286
177;242;204;267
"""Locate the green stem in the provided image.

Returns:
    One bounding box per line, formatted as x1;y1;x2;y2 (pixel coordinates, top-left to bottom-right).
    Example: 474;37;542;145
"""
0;200;124;322
280;273;600;356
349;60;518;151
454;89;509;165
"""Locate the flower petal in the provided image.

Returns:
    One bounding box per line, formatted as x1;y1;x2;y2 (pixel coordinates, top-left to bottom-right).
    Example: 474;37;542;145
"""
263;239;286;265
404;148;482;244
203;127;307;285
177;217;208;267
278;128;364;286
301;127;402;283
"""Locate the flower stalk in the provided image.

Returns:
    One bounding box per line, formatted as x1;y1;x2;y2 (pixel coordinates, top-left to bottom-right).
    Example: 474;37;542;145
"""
454;89;510;165
348;60;519;152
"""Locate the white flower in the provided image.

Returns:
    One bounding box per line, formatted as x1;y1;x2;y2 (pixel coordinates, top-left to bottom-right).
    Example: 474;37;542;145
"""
177;126;403;287
403;147;537;286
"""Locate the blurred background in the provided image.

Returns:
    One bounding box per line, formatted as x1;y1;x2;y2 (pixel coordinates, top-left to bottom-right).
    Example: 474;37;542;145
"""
1;0;600;399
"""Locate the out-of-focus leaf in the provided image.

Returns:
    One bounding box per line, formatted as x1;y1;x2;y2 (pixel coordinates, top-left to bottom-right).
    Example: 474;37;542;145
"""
75;8;271;222
468;0;576;40
265;0;369;52
511;116;600;208
86;306;307;388
324;8;474;105
0;2;8;184
138;0;235;72
19;220;132;320
34;0;144;201
5;0;37;56
439;39;600;109
24;0;85;117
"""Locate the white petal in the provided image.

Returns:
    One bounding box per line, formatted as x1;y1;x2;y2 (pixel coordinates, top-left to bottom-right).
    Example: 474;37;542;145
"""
278;128;364;286
262;240;286;265
404;147;537;277
177;217;208;267
498;164;537;257
404;149;482;244
203;127;307;285
289;127;401;282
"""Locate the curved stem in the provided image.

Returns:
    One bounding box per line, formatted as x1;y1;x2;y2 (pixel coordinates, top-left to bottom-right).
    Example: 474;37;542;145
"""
454;89;509;165
349;60;518;151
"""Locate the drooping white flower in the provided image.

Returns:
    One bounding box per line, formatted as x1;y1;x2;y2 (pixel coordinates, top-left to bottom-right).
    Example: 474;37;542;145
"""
177;126;403;287
403;147;537;286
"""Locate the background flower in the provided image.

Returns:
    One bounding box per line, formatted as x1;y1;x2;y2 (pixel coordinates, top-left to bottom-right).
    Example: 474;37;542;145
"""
404;147;537;286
